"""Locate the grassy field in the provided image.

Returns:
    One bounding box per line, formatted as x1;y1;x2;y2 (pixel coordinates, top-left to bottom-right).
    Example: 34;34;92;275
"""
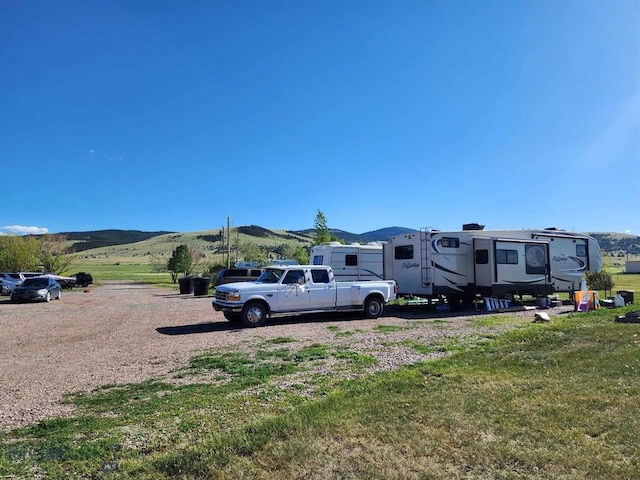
1;303;639;478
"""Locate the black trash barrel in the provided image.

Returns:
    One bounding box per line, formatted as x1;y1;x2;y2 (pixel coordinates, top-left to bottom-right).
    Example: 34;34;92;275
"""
178;277;193;294
192;277;211;296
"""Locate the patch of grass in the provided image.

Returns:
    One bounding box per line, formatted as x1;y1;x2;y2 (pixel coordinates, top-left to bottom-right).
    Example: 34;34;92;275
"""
327;325;358;337
372;324;419;333
262;336;296;345
400;340;437;355
293;344;330;362
188;352;297;382
333;349;378;369
468;314;522;327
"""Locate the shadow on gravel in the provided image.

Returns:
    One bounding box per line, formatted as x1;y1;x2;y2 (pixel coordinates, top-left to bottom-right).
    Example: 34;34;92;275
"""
157;322;242;335
154;293;214;300
157;311;385;335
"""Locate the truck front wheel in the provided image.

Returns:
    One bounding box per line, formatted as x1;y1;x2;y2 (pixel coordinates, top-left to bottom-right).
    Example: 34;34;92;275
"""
223;311;241;323
364;296;384;319
241;302;267;327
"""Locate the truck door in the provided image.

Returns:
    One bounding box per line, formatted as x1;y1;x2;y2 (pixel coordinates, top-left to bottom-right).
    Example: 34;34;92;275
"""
277;269;309;311
307;268;336;308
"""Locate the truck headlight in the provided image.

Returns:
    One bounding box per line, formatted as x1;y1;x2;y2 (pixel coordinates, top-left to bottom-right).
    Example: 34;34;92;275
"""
227;291;241;301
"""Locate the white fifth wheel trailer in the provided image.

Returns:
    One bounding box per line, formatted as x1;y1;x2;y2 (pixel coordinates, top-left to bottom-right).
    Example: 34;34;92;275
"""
311;242;384;281
383;226;602;301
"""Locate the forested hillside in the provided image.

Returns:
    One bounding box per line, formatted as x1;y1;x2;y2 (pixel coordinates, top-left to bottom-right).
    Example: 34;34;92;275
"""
590;233;640;256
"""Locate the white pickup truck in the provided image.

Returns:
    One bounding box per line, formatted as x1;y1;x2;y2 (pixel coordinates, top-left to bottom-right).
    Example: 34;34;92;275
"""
212;265;397;327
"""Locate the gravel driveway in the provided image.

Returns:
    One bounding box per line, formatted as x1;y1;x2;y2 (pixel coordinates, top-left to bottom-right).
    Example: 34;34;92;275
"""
0;281;570;432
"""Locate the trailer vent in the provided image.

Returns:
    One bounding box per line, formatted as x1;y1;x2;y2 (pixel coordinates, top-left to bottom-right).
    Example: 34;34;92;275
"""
462;223;485;231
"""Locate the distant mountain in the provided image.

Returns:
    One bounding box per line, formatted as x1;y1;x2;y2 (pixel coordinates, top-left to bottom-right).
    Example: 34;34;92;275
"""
62;229;174;252
295;226;418;244
588;232;640;255
57;226;417;253
359;227;419;242
55;227;637;256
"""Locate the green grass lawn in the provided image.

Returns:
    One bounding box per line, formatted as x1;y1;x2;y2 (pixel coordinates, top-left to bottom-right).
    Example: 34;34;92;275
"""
69;263;179;291
2;305;639;479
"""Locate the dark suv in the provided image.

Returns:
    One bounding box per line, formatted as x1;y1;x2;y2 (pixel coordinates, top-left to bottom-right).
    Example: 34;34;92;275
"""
214;268;263;286
73;272;94;288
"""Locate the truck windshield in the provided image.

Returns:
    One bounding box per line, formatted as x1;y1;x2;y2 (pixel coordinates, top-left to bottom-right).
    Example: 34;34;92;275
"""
257;268;285;283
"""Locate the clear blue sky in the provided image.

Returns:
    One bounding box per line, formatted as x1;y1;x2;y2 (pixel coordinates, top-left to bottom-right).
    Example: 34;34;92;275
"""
2;0;639;236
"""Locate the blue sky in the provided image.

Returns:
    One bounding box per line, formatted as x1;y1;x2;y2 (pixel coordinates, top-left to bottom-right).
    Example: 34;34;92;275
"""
2;0;639;237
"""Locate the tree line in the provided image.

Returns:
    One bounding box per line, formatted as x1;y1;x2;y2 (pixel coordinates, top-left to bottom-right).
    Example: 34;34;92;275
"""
0;234;74;274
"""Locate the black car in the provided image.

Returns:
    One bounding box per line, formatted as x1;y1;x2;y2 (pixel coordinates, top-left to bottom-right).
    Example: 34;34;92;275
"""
10;277;62;302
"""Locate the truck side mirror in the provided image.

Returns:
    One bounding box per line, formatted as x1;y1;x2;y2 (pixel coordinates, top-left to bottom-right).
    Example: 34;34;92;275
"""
297;277;305;285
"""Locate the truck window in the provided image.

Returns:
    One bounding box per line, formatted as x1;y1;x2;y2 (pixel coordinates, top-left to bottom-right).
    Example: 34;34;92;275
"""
311;269;330;284
395;245;413;260
496;249;518;264
312;255;324;265
345;254;357;266
282;270;305;284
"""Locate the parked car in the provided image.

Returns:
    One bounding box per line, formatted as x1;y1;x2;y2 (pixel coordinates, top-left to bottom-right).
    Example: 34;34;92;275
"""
1;278;15;296
214;268;263;287
10;277;62;302
72;272;93;287
0;273;24;295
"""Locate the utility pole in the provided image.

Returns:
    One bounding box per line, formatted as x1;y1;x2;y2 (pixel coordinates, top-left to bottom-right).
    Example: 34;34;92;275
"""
227;218;231;268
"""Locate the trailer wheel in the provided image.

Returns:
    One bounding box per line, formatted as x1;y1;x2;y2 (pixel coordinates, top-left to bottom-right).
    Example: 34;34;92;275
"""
364;296;384;319
223;311;241;323
240;302;267;327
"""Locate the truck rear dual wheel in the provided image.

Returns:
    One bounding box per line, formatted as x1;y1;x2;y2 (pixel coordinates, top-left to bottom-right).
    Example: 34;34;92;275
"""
364;296;384;319
240;302;267;327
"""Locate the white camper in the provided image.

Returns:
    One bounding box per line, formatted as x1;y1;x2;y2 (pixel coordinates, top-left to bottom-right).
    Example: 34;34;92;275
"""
311;242;384;281
383;226;602;301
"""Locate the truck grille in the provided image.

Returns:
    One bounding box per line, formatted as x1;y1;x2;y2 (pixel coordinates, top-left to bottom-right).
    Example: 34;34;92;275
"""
215;291;228;301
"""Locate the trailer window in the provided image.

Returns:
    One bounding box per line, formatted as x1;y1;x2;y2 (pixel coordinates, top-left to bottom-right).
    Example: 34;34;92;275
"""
394;245;414;260
475;249;489;264
345;254;358;266
311;269;330;284
441;237;460;248
576;244;587;257
496;249;518;264
525;244;547;275
312;255;324;265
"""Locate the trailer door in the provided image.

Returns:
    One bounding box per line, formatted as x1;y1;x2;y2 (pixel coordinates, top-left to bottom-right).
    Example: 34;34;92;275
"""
474;238;493;290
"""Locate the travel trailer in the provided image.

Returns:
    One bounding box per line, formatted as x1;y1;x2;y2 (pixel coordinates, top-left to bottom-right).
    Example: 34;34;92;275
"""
311;242;384;281
383;226;603;302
